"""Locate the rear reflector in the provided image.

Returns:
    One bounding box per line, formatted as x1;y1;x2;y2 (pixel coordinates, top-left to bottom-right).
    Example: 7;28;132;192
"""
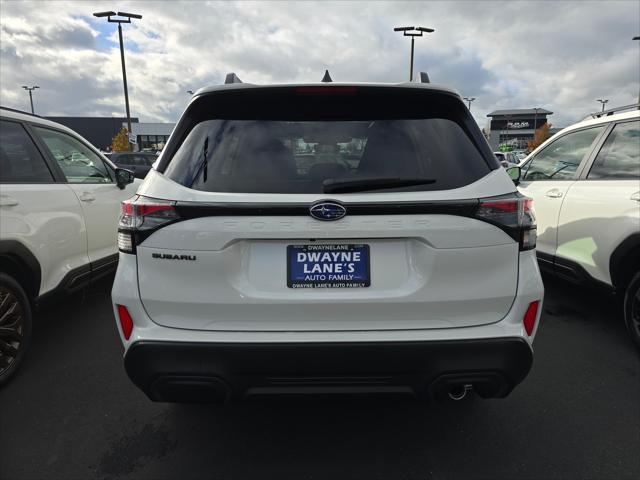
117;305;134;340
523;301;540;336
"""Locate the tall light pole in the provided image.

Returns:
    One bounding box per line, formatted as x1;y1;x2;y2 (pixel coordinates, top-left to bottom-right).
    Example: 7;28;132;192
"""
21;85;39;114
533;107;541;131
463;97;476;110
597;99;609;112
394;26;434;81
634;36;639;106
93;11;142;142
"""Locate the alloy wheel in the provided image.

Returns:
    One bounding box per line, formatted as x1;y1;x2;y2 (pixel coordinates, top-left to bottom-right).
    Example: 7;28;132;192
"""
632;289;640;337
0;287;24;376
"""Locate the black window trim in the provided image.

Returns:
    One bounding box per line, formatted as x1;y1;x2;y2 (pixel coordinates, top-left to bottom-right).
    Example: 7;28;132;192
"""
579;118;639;181
0;118;60;184
521;123;611;182
26;123;117;184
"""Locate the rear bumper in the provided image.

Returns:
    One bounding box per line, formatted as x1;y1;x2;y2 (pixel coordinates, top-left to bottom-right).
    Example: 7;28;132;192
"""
124;338;533;402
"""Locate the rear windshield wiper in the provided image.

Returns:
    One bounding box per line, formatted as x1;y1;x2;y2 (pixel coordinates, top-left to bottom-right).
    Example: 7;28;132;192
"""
323;177;436;194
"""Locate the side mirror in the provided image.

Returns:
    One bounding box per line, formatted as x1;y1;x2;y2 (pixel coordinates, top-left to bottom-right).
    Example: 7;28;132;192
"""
115;168;135;189
506;166;521;185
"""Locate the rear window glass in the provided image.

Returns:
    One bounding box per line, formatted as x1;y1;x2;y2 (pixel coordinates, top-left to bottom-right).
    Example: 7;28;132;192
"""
163;88;494;194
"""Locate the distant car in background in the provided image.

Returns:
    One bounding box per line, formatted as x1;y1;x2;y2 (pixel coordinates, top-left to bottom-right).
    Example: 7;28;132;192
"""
513;150;528;161
494;151;519;167
107;152;158;179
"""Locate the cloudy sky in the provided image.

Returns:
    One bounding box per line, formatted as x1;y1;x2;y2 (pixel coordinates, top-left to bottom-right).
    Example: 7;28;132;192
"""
1;0;638;129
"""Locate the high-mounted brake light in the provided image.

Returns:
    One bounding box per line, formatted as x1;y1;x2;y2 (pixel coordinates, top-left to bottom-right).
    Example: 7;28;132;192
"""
295;86;358;95
475;194;536;251
118;196;179;253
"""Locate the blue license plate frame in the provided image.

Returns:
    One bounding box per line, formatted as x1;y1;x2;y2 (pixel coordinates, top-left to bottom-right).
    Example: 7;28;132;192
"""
287;244;370;289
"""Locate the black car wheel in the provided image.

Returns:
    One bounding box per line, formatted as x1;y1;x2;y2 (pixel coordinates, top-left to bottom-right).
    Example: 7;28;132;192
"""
0;273;32;386
623;271;640;350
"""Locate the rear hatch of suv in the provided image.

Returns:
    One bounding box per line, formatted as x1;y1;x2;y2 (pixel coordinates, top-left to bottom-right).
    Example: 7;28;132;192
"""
120;85;532;332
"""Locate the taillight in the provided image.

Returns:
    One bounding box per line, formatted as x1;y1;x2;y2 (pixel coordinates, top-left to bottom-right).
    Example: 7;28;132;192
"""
523;301;540;336
118;196;179;253
116;304;134;340
475;194;536;251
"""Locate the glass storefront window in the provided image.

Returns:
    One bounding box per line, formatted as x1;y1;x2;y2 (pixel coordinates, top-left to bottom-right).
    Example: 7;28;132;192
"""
138;135;169;151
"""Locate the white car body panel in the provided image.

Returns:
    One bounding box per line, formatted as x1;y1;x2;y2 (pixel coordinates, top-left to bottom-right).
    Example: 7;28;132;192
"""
113;250;543;347
517;179;573;257
133;168;523;332
557;179;640;285
0;183;88;294
67;181;138;263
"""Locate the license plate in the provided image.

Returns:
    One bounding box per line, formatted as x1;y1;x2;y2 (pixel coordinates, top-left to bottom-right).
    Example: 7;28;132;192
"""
287;244;370;289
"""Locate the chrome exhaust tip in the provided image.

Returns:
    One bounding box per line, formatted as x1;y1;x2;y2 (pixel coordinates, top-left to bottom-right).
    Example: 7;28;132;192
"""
448;384;472;401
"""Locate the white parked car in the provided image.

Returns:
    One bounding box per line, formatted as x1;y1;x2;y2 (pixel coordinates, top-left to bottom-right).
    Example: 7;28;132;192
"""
515;107;640;347
0;107;139;385
112;78;544;403
494;151;519;167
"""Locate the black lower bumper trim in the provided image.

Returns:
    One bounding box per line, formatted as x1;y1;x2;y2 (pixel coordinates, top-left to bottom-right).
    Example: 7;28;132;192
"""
124;338;533;403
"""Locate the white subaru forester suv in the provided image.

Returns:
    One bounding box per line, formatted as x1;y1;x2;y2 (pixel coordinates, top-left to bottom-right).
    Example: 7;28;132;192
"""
517;107;640;348
0;107;138;385
112;78;544;403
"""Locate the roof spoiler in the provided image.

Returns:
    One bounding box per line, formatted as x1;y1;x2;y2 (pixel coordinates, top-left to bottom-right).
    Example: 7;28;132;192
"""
224;72;243;84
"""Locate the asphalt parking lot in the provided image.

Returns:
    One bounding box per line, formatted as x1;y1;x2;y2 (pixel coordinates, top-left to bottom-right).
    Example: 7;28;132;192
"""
1;275;639;480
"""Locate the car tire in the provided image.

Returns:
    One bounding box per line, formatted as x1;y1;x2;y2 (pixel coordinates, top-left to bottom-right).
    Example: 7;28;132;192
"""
623;271;640;350
0;273;32;387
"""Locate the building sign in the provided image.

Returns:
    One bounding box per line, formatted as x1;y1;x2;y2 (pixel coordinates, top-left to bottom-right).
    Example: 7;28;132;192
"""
491;118;548;130
507;121;530;129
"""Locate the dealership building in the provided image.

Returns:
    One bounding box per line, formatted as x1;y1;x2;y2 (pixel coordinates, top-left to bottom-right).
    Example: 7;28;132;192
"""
486;108;554;151
128;122;175;151
45;116;175;152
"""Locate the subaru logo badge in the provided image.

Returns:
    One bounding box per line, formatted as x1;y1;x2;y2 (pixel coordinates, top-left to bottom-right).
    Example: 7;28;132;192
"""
309;201;346;221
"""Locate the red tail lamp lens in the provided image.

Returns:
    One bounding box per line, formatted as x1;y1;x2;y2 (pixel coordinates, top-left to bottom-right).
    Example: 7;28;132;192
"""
479;200;519;213
117;305;134;340
523;301;540;336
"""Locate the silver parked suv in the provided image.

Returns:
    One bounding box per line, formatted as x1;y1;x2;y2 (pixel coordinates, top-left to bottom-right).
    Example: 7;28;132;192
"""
112;75;544;403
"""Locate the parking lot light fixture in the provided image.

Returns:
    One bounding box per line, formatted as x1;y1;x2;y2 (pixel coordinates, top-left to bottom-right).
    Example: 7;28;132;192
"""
92;10;142;139
394;26;435;81
463;97;476;110
597;99;609;112
634;37;639;106
187;90;194;95
21;85;39;114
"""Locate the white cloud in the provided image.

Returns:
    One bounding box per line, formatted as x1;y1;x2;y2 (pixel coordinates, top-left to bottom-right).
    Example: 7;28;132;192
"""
1;0;638;127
